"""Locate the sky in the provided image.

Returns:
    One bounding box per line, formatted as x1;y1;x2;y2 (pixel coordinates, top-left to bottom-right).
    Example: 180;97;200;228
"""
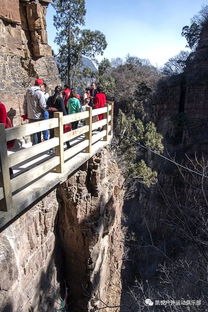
46;0;207;67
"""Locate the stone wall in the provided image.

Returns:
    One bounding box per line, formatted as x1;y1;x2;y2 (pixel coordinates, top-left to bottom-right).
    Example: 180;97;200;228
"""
0;149;125;312
0;0;60;126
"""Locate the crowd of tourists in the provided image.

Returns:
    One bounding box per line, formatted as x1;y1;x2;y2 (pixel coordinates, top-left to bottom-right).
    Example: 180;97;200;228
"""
0;79;107;177
22;78;107;146
0;78;107;148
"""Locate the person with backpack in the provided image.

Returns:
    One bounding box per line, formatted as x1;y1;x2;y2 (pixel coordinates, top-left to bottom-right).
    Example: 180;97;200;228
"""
47;86;70;148
23;78;47;145
47;86;67;119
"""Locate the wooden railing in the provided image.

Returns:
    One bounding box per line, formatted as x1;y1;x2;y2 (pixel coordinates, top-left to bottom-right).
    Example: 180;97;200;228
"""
0;102;114;220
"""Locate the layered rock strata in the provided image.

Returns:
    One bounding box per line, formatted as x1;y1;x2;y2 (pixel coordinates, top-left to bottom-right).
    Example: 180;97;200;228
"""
0;0;60;126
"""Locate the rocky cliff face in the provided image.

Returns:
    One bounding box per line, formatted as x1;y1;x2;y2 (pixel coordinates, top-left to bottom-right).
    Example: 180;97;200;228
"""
57;149;124;312
155;22;208;151
0;189;59;312
120;21;208;311
0;0;60;126
0;149;124;312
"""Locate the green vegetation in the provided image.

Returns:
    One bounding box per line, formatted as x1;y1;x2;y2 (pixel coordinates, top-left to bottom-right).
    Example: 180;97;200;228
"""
52;0;107;87
181;22;201;50
161;5;208;76
97;56;163;187
162;50;190;76
181;5;208;50
115;110;163;186
51;1;164;187
121;7;208;311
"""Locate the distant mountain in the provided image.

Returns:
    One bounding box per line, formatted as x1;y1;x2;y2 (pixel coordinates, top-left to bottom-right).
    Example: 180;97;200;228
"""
81;57;97;72
76;57;97;92
54;54;97;90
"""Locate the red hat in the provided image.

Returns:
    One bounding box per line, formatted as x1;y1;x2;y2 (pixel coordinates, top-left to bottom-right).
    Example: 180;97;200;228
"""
35;78;44;85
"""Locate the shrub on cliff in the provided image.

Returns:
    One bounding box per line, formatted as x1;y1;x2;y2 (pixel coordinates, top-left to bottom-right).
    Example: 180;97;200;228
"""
98;56;164;187
114;109;163;186
181;5;208;51
162;51;190;76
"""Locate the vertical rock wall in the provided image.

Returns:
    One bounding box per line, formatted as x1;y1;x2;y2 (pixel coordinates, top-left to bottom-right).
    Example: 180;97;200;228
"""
0;149;125;312
0;0;60;126
155;23;208;117
57;149;124;312
0;190;60;312
155;23;208;149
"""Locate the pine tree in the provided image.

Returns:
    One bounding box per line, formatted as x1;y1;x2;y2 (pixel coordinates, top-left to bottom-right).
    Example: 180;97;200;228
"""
52;0;107;87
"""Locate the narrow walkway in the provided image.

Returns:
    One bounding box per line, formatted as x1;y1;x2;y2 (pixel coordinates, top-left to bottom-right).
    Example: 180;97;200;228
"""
0;104;114;230
8;129;95;178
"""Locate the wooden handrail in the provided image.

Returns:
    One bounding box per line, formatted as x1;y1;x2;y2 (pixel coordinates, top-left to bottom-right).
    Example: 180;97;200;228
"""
8;137;59;167
92;118;107;131
91;106;108;116
63;111;89;123
104;103;110;142
109;102;114;136
85;106;92;153
4;104;113;144
6;118;59;141
63;125;89;142
54;112;64;173
0;102;114;213
0;124;13;211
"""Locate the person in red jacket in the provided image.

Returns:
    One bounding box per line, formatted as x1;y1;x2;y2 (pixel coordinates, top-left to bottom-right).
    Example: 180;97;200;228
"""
0;101;15;149
0;101;14;175
0;101;7;125
63;85;71;107
93;86;106;120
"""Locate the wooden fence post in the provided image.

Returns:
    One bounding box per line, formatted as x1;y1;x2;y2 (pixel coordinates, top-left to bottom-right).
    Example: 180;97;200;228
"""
109;102;114;136
0;124;13;211
104;103;109;141
85;106;92;153
54;112;64;173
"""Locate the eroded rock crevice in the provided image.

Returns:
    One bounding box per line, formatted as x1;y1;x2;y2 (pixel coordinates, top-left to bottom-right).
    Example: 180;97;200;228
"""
0;149;125;312
56;149;124;312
